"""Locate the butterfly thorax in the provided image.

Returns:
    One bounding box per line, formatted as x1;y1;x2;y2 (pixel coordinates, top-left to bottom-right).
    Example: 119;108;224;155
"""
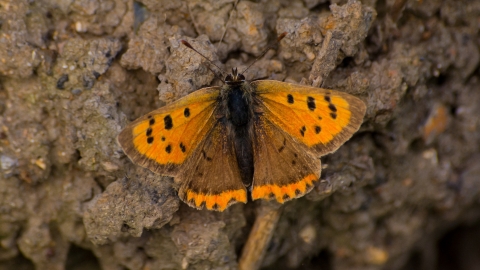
222;68;255;127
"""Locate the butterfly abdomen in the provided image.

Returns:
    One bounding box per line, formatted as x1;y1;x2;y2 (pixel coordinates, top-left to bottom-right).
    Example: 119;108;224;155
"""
226;85;254;187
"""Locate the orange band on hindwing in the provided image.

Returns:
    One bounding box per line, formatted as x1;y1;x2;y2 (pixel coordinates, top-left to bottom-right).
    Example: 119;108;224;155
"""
185;189;248;211
252;174;318;203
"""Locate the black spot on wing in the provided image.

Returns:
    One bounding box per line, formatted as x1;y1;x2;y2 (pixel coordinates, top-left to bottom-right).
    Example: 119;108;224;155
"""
147;137;154;144
305;182;313;189
307;96;316;111
184;108;190;117
161;136;166;141
287;94;294;104
146;127;152;136
165;144;172;153
149;118;155;125
325;94;338;119
196;166;204;177
201;150;212;161
328;104;337;112
315;126;321;134
300;126;306;137
278;138;286;153
180;143;186;153
164;115;173;129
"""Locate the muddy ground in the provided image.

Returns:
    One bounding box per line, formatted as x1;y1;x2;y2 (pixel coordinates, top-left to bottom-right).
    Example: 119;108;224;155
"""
1;0;480;269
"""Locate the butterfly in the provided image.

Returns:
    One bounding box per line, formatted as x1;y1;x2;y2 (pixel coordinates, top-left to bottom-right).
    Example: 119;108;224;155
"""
117;42;366;212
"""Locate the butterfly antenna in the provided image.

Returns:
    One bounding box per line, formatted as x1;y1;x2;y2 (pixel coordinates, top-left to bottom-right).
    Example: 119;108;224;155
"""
240;32;287;75
217;0;240;47
181;40;227;82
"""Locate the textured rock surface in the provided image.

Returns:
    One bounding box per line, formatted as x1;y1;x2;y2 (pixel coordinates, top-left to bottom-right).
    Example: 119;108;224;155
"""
1;0;480;269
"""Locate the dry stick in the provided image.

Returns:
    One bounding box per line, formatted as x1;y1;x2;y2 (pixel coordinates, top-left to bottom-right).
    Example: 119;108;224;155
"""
239;203;283;270
217;0;240;47
187;3;201;38
390;0;408;22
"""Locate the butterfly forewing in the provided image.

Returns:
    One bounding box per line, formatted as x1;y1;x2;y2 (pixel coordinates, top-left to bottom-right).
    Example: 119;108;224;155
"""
118;87;221;176
252;80;366;156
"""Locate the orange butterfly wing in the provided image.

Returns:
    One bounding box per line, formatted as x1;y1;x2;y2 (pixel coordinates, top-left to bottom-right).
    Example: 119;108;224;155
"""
253;80;366;155
117;87;247;211
250;80;366;202
118;87;220;176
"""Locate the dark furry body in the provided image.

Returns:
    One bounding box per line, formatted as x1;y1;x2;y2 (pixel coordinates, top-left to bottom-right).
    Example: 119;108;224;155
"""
221;82;255;187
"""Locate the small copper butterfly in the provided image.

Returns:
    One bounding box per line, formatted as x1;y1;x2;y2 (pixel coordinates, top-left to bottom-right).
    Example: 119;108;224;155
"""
117;37;366;211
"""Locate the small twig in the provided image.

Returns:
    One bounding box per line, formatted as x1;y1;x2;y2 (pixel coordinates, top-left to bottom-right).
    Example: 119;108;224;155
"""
187;2;201;36
239;203;283;270
390;0;408;22
218;0;240;47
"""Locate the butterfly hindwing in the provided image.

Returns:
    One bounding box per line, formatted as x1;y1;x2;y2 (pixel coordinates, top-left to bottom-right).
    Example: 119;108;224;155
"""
117;87;221;176
252;80;366;156
177;119;247;211
252;116;321;203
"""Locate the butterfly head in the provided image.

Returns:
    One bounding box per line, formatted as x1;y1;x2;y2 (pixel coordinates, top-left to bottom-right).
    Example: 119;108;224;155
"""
225;68;245;86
